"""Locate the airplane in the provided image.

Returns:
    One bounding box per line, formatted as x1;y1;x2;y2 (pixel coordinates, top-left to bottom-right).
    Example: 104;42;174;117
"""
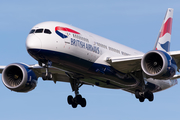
1;8;180;108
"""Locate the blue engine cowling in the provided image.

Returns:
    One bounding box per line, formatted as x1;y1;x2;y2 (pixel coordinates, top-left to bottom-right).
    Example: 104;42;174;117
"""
141;50;177;80
2;63;38;92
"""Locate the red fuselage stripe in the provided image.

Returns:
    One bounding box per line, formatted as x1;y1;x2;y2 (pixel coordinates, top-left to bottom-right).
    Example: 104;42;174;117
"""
55;26;80;34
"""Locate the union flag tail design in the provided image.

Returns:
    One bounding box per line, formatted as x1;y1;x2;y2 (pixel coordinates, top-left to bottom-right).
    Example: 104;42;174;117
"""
154;8;173;52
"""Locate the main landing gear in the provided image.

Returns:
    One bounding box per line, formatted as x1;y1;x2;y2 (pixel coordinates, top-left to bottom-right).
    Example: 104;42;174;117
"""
131;71;154;102
135;90;154;102
67;95;86;108
67;78;87;108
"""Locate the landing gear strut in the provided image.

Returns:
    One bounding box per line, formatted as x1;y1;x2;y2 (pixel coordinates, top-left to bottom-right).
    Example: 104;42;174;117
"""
67;78;87;108
135;89;154;102
39;61;52;80
42;67;52;80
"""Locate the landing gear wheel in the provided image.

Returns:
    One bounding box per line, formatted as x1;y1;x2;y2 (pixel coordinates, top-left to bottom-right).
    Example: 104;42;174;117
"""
72;102;77;108
148;93;154;102
139;97;145;102
67;95;73;105
145;91;154;102
80;98;86;107
76;95;82;104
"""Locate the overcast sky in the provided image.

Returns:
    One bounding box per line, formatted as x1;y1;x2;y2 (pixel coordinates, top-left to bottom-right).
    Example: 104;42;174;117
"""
0;0;180;120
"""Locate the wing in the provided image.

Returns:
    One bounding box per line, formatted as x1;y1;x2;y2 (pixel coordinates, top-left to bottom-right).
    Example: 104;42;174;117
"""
107;52;180;80
28;64;93;85
0;64;71;83
106;54;143;73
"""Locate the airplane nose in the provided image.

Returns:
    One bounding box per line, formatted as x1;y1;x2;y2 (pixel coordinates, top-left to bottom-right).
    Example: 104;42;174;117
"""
26;35;42;54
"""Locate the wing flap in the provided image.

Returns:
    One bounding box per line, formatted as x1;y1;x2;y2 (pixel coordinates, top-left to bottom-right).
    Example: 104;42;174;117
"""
107;54;143;73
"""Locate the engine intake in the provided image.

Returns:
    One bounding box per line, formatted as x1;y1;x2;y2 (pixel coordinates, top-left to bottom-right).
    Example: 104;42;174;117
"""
141;50;177;79
2;63;38;92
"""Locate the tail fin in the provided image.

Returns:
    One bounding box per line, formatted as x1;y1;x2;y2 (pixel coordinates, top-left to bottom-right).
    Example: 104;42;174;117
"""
153;8;173;52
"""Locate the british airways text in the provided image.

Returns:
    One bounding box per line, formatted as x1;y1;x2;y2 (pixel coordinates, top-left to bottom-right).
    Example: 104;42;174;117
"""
71;38;99;54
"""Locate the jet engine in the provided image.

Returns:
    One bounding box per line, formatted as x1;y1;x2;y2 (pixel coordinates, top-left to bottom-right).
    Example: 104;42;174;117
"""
2;63;38;92
141;50;177;80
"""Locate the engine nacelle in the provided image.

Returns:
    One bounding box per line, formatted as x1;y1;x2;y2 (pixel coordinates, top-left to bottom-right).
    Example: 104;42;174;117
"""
141;50;177;80
2;63;38;92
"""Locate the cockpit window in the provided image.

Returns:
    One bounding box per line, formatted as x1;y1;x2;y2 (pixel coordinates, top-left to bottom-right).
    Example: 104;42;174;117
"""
44;29;52;34
35;29;43;33
29;29;35;34
29;28;52;34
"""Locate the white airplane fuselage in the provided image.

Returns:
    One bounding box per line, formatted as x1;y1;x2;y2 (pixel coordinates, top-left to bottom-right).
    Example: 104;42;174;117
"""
26;21;177;93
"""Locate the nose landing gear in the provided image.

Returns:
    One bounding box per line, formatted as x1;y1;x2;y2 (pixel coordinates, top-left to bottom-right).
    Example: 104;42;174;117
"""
39;61;53;80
